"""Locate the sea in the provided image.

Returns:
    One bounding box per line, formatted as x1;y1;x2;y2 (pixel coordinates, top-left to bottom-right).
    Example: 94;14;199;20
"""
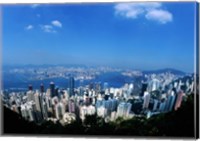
2;71;142;92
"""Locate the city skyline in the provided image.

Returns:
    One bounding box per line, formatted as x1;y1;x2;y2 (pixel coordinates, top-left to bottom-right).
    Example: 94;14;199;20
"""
2;2;196;73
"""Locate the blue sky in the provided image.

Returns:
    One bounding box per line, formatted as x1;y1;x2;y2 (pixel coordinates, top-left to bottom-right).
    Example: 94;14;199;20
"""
2;2;197;72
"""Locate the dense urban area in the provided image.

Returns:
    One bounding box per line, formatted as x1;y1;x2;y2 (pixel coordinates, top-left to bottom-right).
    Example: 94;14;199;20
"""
1;66;198;136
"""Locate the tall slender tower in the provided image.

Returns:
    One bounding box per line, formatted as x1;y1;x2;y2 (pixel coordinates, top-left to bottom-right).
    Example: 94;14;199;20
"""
40;83;44;93
50;82;55;98
69;76;75;97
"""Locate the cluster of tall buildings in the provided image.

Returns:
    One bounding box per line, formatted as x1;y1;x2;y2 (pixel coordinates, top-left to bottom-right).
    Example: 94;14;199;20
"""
1;73;195;125
140;74;195;117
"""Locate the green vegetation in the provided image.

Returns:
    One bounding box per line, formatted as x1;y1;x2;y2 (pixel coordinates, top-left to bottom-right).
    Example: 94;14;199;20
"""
3;93;195;137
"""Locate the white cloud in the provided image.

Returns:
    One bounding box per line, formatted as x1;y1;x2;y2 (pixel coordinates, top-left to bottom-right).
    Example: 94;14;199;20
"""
145;9;173;24
31;4;40;8
40;25;56;33
114;2;173;24
25;25;34;30
51;20;62;28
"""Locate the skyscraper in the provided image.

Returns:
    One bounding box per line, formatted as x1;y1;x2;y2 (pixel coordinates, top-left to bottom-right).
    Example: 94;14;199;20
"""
34;91;41;112
165;90;176;112
34;91;43;122
55;102;65;119
40;83;44;93
69;76;75;97
28;84;33;91
40;95;48;120
174;90;184;111
140;83;148;97
97;106;107;118
159;99;166;112
153;99;158;111
68;99;75;113
80;105;95;121
50;82;55;97
116;102;132;118
55;86;59;97
143;91;151;109
27;90;35;102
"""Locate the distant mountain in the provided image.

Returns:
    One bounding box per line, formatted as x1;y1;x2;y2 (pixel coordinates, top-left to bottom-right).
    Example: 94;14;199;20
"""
143;68;186;75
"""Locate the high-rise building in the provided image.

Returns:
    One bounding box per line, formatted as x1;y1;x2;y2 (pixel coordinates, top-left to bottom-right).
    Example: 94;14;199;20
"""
21;104;29;120
110;111;117;121
143;91;151;109
159;99;166;112
148;78;160;92
21;102;36;122
80;105;87;121
50;82;55;97
40;83;44;93
127;83;134;97
80;105;95;121
102;99;112;115
153;99;158;111
55;86;59;97
96;100;103;109
34;91;44;121
97;106;107;118
95;82;101;93
69;76;75;97
174;82;178;89
28;84;33;91
41;99;48;119
55;102;65;119
104;94;109;100
165;90;176;112
174;90;184;111
34;91;41;112
140;83;148;97
68;99;75;113
27;90;35;102
45;94;53;114
116;102;132;118
110;99;118;111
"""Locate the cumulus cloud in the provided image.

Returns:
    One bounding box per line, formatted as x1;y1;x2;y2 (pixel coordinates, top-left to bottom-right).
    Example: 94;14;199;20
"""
51;20;62;28
25;25;34;30
40;25;56;33
145;9;172;24
114;2;173;24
